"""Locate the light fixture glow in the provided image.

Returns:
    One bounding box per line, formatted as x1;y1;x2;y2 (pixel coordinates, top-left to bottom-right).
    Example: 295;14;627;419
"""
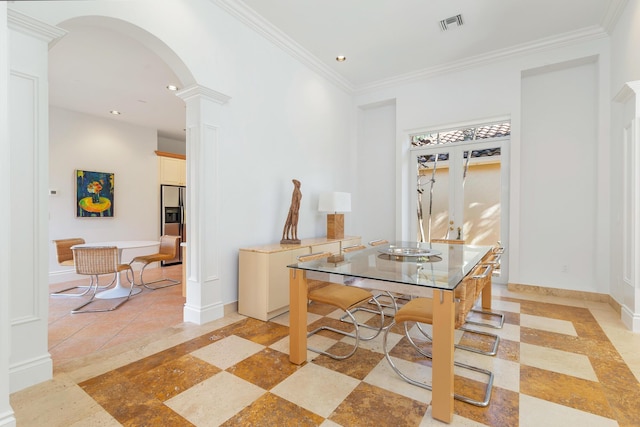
336;55;347;62
109;110;121;115
166;84;179;91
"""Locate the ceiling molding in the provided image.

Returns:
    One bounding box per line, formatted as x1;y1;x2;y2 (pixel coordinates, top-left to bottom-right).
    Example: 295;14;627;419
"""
601;0;629;34
176;84;231;105
355;25;609;94
7;8;67;45
210;0;355;94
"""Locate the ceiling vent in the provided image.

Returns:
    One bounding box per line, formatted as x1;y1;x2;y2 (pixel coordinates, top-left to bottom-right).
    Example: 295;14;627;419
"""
440;14;463;31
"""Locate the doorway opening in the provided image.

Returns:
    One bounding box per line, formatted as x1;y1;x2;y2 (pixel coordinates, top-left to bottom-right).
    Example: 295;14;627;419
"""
410;121;510;283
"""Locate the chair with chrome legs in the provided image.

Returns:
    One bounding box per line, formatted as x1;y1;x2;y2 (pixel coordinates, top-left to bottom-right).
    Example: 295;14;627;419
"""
50;238;115;297
130;235;181;290
415;264;500;356
466;244;505;329
71;246;137;314
382;297;495;407
299;252;386;360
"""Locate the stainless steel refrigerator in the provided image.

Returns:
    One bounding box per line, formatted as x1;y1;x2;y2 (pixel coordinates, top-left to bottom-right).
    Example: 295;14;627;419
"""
161;184;186;265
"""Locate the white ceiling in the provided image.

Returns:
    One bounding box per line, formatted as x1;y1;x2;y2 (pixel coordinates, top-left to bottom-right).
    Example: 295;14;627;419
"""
46;0;625;143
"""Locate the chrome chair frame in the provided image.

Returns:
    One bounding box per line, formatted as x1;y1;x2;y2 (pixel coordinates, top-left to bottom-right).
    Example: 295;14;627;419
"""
130;235;181;290
298;252;386;360
71;246;137;314
50;238;115;297
382;298;494;407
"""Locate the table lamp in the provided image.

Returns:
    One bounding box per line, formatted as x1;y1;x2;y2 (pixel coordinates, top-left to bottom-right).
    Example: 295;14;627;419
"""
318;192;351;239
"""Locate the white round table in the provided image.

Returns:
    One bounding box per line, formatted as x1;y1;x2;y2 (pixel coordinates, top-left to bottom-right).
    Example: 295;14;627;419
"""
71;240;160;299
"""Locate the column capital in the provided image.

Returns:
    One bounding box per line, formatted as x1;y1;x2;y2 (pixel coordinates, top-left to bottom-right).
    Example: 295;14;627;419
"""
176;84;231;105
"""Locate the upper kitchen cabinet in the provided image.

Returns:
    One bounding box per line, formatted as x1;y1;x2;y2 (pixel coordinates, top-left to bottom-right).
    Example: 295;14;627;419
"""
157;151;186;186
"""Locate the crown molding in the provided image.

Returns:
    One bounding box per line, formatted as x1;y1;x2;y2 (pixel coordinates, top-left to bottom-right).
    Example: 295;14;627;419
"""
614;81;640;104
7;8;66;45
210;0;354;94
176;84;231;105
355;26;609;94
601;0;629;34
211;1;612;96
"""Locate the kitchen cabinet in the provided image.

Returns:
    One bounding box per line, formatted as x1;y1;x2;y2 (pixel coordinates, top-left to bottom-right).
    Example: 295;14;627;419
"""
238;236;361;321
158;155;186;186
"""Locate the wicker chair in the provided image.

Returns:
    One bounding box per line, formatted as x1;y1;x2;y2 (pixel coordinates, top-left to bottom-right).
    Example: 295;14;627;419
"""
130;235;181;290
71;246;136;314
50;238;115;297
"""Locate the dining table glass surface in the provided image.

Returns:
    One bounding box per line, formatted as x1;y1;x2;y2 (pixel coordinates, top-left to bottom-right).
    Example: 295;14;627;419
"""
288;241;491;291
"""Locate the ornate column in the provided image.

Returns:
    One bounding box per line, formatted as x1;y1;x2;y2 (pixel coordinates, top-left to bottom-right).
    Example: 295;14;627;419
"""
6;9;65;394
176;85;231;324
614;81;640;332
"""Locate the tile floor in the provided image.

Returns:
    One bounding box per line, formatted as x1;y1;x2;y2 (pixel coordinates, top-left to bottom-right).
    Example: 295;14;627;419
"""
9;272;640;426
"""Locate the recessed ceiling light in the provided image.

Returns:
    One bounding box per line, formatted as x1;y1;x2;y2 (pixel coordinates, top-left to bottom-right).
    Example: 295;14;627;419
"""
336;56;346;62
166;85;179;91
109;110;121;115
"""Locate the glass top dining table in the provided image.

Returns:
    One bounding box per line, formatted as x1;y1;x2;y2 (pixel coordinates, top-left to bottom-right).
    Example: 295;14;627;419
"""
287;241;492;424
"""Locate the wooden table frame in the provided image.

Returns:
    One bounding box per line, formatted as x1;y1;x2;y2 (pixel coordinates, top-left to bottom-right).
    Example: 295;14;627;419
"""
288;269;457;423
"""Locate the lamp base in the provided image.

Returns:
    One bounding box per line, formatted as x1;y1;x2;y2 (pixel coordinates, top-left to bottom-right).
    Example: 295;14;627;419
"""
326;213;344;240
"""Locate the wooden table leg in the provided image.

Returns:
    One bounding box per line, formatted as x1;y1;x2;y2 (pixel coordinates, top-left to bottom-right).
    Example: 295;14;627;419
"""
289;269;308;365
481;275;492;310
431;289;455;423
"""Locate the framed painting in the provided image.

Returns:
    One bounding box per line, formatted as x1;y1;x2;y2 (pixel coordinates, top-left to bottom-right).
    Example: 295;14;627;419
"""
76;169;114;217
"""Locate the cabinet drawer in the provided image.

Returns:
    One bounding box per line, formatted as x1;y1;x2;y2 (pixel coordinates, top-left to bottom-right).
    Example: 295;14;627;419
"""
310;242;340;255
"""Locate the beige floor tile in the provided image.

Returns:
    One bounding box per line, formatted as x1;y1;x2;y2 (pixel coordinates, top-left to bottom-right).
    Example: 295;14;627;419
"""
520;342;598;381
165;371;265;426
518;394;618;427
455;350;520;393
520;313;577;336
364;357;432;404
488;299;521;314
191;335;264;369
270;362;360;418
10;374;105;426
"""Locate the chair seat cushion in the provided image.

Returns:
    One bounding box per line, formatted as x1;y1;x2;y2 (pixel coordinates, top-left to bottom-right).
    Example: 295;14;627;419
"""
60;259;75;267
308;283;372;311
117;264;132;272
394;297;461;326
132;253;174;264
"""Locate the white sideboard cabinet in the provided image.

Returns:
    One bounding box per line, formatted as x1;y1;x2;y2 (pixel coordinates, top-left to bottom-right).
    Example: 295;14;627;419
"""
238;236;361;321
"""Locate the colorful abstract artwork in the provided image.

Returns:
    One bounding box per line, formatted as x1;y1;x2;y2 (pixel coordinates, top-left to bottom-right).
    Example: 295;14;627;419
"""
76;170;114;217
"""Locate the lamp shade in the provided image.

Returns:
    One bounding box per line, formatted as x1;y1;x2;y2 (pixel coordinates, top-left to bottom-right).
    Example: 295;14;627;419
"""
318;192;351;213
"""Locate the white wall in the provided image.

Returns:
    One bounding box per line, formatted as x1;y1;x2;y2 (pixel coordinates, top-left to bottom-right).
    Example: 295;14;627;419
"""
157;135;185;155
520;59;599;291
355;36;611;294
354;101;396;244
48;107;160;283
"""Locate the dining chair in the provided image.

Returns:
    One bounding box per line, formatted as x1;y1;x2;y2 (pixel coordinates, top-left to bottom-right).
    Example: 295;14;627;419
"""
298;252;386;360
70;246;137;314
382;297;494;407
466;244;505;329
130;235;181;290
50;238;115;297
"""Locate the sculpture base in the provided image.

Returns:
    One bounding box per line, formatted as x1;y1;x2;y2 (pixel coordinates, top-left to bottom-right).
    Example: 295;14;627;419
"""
280;239;301;245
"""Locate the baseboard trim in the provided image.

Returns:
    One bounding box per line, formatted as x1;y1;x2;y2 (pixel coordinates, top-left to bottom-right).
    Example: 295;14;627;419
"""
506;282;616;308
0;410;16;427
9;354;52;393
183;301;225;325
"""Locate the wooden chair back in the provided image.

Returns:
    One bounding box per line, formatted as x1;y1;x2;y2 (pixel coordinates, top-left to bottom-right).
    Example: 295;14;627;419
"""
53;238;86;265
